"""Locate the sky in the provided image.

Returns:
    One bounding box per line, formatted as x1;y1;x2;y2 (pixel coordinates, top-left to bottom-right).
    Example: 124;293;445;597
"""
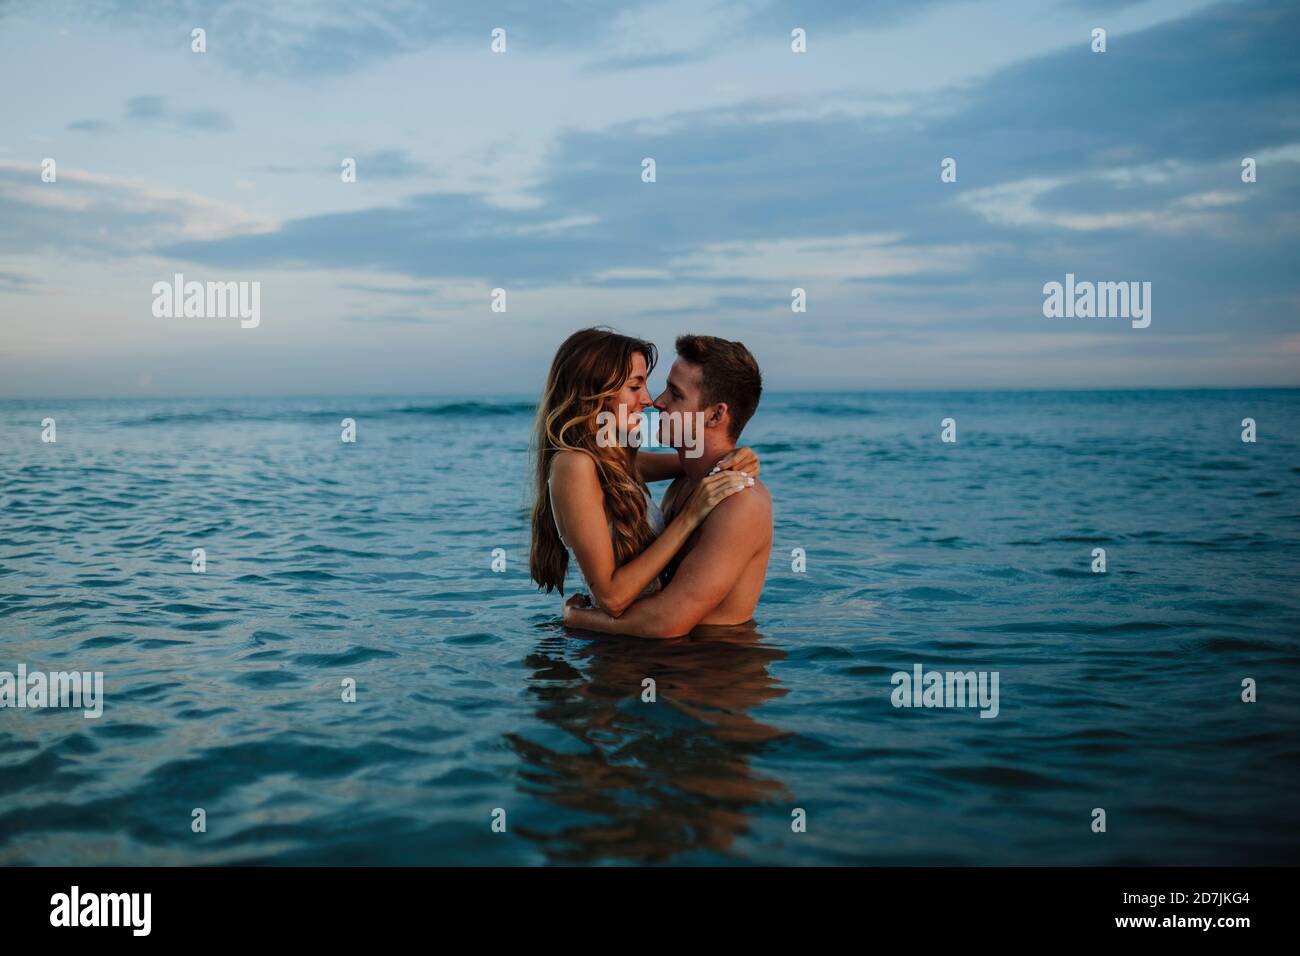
0;0;1297;397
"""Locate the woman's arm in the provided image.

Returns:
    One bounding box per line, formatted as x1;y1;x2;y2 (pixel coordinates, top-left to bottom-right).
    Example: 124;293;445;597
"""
549;451;752;618
635;451;682;484
563;493;764;638
635;446;761;484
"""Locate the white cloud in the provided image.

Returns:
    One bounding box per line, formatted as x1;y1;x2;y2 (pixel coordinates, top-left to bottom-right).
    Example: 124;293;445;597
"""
668;233;982;281
957;158;1258;235
0;159;277;243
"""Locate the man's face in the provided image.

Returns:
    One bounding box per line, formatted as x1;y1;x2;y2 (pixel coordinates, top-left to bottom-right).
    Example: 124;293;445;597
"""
654;357;705;446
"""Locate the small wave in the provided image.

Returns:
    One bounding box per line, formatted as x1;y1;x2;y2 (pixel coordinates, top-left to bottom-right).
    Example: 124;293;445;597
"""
936;765;1069;791
116;400;535;427
898;586;974;602
1197;460;1251;472
387;401;535;418
444;632;503;645
785;402;876;417
293;646;399;668
120;409;276;426
1195;635;1283;653
232;670;303;689
790;645;854;661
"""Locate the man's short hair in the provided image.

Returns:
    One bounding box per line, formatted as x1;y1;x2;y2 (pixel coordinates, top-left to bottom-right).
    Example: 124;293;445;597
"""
675;334;763;440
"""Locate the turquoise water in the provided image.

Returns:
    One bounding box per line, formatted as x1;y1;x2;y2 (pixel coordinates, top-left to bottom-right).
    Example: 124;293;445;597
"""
1;390;1298;865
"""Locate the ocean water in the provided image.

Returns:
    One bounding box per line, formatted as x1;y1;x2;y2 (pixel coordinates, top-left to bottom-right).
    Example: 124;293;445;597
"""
1;390;1298;866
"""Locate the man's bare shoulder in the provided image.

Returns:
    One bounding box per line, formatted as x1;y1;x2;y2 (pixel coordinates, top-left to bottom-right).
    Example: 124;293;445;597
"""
701;476;772;534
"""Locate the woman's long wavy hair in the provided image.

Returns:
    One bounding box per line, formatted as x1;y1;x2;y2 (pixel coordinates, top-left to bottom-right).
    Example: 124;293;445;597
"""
530;327;659;594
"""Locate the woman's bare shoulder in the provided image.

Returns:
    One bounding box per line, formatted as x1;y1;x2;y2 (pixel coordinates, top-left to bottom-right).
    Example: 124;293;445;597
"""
549;449;598;483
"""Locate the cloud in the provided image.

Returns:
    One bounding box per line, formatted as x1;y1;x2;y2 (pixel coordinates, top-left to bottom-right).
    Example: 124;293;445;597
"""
66;0;640;77
66;119;114;133
126;95;166;120
4;0;1298;394
145;0;1300;344
342;312;440;325
338;282;439;298
665;234;981;282
735;0;969;33
180;108;232;131
36;0;979;79
125;95;232;132
0;160;276;255
0;269;39;293
158;192;626;282
260;149;432;180
1065;0;1149;8
585;49;712;74
956;161;1258;236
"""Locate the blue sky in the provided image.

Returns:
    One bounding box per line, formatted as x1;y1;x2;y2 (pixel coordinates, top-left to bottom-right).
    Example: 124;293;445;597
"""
1;0;1297;396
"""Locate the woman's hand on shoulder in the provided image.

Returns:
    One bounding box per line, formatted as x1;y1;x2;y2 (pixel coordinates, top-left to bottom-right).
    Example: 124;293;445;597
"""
682;470;754;526
715;446;759;479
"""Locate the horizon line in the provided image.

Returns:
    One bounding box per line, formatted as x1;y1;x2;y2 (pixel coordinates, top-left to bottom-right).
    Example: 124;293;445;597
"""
4;384;1300;402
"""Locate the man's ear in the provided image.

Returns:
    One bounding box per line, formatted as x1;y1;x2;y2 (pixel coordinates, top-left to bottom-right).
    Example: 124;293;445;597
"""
706;402;730;430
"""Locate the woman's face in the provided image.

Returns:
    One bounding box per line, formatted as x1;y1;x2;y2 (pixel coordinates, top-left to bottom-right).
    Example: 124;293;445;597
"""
606;351;655;433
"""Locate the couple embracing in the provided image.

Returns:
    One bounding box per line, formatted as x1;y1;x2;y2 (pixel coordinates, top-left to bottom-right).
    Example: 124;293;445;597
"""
530;328;772;638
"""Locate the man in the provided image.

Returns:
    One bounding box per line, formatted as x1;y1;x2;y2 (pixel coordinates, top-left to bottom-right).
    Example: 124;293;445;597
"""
564;334;772;638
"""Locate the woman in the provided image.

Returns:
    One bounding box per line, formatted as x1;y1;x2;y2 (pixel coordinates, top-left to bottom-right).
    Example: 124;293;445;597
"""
530;327;758;617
